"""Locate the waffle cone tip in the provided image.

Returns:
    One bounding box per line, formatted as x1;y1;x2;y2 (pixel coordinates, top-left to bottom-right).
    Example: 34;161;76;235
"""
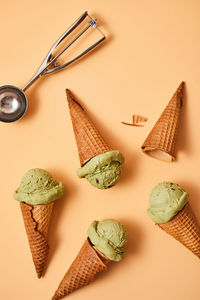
66;89;84;110
37;271;42;279
177;81;184;91
174;81;184;103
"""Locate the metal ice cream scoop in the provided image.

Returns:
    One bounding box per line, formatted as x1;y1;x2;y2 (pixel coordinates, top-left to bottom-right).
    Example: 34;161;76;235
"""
0;11;106;123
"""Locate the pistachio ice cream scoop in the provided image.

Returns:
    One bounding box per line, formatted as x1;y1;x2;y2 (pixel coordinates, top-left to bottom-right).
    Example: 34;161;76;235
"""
147;182;189;223
14;168;64;205
77;151;124;189
88;219;127;261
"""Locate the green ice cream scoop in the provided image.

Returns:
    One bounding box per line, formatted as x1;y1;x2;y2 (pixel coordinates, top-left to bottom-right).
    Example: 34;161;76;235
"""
147;182;189;224
14;168;64;205
77;151;124;189
87;219;127;261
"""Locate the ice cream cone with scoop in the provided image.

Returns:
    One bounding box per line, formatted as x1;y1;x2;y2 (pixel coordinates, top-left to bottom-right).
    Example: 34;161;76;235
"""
147;182;200;259
141;82;184;162
66;89;125;189
52;219;127;299
14;168;64;278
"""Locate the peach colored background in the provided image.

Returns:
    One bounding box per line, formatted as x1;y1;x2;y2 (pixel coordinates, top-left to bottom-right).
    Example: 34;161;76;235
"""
0;0;200;299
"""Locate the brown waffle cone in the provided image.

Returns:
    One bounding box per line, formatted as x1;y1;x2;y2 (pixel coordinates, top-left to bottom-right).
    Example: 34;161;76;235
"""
158;203;200;258
66;89;112;166
52;238;109;300
141;82;184;162
20;202;54;278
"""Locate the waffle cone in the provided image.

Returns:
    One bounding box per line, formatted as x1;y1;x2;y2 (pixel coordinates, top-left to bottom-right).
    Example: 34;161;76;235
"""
158;203;200;258
141;82;184;162
66;89;112;166
20;202;54;278
52;238;109;300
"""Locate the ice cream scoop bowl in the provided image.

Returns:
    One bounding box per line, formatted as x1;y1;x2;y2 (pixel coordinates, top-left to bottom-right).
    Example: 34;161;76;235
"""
0;85;27;122
0;11;106;123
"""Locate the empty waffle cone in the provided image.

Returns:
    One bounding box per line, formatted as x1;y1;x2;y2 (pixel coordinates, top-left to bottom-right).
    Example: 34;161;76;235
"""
66;89;112;166
158;203;200;258
52;238;109;300
141;82;184;162
20;202;54;278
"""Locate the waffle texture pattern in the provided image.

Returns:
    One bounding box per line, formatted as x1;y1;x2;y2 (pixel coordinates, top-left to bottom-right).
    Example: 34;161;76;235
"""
52;239;108;299
20;202;54;278
158;203;200;259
